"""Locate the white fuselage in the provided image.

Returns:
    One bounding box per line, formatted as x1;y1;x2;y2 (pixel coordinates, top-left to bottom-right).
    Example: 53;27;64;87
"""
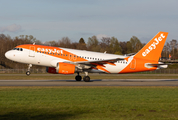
5;47;131;74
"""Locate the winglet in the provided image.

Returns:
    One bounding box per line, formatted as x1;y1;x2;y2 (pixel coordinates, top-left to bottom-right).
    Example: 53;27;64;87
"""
134;31;168;62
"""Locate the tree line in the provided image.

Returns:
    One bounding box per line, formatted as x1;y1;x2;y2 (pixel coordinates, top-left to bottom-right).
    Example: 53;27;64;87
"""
0;34;177;69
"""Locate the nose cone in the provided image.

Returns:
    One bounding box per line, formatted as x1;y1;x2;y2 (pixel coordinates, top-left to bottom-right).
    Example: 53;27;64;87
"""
5;51;13;60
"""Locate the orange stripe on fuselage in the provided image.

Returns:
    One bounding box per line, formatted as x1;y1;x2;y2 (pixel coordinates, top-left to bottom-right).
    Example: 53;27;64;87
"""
16;44;88;62
96;66;110;73
104;62;116;66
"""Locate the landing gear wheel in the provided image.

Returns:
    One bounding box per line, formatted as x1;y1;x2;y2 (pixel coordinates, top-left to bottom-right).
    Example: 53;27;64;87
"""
26;64;32;76
26;71;31;76
75;75;82;81
83;76;90;82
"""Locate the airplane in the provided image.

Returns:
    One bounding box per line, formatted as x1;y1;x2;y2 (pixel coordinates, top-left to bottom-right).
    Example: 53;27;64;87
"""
5;31;168;82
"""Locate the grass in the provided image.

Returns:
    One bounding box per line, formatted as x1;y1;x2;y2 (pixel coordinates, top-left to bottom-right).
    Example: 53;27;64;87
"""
0;87;178;120
168;63;178;69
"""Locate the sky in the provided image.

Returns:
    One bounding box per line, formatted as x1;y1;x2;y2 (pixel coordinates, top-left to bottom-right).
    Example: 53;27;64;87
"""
0;0;178;43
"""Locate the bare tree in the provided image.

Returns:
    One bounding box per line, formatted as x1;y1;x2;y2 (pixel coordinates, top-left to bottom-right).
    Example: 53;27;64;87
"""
109;37;122;54
120;41;127;55
87;36;100;52
58;37;72;48
129;36;143;53
77;38;87;50
170;39;177;58
99;37;110;53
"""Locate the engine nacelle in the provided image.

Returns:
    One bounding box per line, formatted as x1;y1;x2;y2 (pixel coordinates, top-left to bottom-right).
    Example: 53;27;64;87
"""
46;62;76;74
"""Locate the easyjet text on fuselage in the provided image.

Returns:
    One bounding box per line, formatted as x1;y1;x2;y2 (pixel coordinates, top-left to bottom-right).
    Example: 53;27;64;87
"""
37;48;63;54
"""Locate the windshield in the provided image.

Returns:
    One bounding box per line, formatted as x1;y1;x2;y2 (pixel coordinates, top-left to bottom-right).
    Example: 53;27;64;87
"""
13;48;23;51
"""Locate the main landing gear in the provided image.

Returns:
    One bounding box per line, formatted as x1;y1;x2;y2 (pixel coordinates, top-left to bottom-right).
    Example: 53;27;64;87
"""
75;72;82;81
75;72;90;82
83;71;90;82
26;64;32;76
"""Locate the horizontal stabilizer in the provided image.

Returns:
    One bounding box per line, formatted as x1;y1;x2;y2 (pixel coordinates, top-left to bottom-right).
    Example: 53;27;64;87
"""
146;63;169;69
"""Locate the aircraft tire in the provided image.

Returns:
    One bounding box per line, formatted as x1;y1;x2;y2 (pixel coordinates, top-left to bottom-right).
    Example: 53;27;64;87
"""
26;71;31;76
75;75;82;81
83;76;90;82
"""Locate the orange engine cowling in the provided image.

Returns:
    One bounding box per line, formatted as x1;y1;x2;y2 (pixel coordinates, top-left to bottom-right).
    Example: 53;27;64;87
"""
56;62;76;74
46;63;76;74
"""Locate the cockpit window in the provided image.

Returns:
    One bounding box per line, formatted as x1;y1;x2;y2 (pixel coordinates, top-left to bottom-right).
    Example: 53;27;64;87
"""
13;48;23;51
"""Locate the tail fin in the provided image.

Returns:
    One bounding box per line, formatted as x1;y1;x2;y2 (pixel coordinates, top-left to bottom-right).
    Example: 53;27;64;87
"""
134;31;168;61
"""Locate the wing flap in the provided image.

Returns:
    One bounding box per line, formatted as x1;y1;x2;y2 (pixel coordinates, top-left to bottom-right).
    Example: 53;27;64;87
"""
75;58;124;65
64;58;125;68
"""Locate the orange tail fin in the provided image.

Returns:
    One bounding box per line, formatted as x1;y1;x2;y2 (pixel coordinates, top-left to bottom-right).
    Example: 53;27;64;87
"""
134;31;168;62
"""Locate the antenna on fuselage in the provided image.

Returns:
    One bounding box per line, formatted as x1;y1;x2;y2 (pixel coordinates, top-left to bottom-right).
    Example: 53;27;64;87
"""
33;42;35;45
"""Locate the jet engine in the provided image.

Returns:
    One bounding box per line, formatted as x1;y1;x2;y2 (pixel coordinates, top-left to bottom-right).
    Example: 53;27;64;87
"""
46;62;76;74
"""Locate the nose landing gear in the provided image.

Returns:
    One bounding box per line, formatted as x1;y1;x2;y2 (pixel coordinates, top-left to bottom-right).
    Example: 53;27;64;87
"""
26;64;32;76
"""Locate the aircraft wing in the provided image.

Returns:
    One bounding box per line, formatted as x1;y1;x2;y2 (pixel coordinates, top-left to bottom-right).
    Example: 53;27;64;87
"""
65;58;125;67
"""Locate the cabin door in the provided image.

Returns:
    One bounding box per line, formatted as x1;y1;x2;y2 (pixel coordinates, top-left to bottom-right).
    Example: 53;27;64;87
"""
130;59;136;70
29;46;35;57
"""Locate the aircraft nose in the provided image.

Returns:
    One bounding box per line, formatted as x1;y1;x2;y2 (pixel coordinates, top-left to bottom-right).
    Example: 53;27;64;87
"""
5;51;12;60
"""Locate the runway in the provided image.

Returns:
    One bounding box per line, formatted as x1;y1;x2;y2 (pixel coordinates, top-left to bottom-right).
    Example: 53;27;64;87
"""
1;79;178;86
